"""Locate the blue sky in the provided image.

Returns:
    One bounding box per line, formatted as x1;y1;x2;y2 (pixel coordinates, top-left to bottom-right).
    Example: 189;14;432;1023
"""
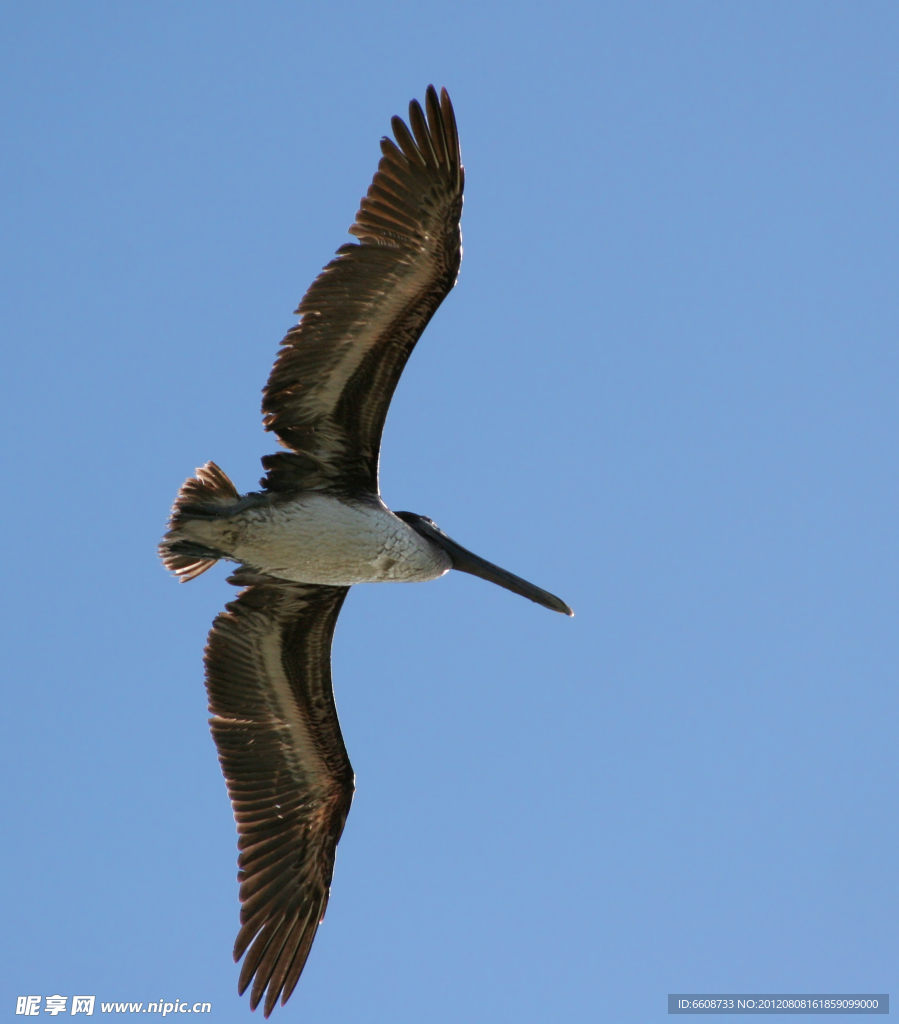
2;2;897;1021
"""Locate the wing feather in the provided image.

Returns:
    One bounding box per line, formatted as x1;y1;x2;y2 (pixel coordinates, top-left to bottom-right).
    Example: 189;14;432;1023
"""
204;575;353;1016
261;86;464;496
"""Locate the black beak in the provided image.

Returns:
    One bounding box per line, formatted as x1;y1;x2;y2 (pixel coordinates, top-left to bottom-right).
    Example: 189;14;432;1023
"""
395;512;574;616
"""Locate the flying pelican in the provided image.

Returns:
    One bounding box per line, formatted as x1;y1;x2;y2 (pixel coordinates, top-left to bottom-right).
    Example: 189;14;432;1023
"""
160;86;572;1016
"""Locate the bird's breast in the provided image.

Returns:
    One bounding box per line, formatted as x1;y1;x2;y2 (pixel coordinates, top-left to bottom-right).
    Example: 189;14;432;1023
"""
226;494;452;586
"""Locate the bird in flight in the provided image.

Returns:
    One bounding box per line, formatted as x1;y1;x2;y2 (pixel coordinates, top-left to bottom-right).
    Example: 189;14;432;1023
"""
160;86;572;1016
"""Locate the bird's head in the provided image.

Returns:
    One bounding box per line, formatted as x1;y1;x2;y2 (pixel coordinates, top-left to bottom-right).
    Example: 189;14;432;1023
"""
394;511;572;616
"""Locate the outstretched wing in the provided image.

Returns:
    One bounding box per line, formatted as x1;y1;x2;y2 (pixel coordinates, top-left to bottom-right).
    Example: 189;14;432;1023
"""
261;85;464;497
204;572;353;1016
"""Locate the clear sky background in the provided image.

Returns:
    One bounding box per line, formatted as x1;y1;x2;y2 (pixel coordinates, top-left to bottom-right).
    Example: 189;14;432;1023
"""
2;2;897;1021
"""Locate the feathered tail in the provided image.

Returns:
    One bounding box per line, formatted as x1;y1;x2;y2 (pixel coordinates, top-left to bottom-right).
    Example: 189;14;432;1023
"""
159;461;239;582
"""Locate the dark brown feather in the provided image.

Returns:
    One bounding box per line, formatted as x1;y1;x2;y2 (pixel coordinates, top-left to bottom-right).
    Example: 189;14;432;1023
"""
261;86;464;496
204;578;353;1016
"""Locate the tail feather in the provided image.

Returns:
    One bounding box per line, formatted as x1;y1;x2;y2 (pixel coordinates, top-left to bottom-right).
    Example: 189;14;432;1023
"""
161;551;217;582
160;461;239;582
172;461;239;515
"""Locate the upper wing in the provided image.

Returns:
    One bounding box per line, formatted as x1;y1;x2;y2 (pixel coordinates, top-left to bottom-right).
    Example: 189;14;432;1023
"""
260;86;464;497
204;571;353;1016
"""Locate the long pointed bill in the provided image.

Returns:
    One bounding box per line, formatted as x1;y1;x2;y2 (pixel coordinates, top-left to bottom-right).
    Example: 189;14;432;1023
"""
396;513;573;616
